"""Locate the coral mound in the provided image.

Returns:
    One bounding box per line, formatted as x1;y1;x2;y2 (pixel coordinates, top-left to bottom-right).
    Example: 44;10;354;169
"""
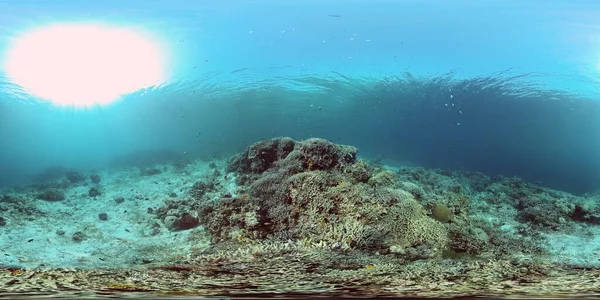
200;137;449;259
227;137;357;174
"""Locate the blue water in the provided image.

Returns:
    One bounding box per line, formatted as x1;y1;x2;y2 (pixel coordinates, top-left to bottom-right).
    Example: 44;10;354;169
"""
1;0;600;194
4;2;600;296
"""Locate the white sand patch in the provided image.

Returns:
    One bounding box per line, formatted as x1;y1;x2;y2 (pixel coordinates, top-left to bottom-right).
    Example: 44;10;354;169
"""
0;159;236;269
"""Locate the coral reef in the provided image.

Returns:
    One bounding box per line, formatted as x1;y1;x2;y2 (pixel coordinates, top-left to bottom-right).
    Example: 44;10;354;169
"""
155;200;201;231
3;136;600;275
160;137;583;261
36;188;66;201
90;174;101;184
189;181;216;200
0;195;43;226
88;187;101;198
66;171;86;184
194;138;450;259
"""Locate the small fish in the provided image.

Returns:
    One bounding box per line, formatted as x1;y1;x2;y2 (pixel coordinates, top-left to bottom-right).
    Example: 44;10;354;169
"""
231;68;249;74
9;268;22;275
328;14;342;18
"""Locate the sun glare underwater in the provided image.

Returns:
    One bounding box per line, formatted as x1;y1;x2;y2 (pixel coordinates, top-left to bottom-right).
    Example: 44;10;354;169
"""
1;23;167;107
